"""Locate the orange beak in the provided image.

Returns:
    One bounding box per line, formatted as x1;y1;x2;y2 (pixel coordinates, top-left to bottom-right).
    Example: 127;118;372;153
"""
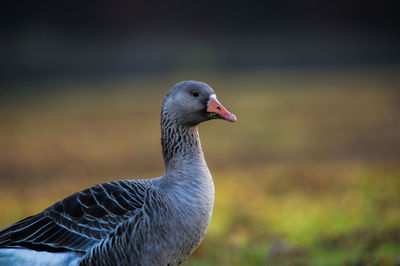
206;94;237;122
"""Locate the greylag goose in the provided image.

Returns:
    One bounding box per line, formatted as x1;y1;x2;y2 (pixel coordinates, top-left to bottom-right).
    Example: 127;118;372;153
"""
0;81;236;266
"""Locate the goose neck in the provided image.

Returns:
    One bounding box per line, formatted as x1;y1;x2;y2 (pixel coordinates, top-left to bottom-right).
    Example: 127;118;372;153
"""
161;116;204;172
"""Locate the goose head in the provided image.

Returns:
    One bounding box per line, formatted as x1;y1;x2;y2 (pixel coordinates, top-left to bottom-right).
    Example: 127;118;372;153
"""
162;80;237;127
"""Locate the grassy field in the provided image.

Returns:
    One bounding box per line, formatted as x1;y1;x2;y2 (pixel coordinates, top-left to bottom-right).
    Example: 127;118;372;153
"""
1;68;399;265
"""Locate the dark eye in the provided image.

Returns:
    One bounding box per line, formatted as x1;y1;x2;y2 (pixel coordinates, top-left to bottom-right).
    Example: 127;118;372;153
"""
191;91;200;97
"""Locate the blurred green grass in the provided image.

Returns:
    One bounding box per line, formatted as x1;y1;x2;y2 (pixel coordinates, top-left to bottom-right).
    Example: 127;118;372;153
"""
0;68;400;265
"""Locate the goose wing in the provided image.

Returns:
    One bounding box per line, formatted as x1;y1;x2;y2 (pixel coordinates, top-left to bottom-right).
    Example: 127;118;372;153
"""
0;180;150;252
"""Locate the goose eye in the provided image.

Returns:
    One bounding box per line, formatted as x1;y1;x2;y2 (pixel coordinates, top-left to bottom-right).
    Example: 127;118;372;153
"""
191;91;200;97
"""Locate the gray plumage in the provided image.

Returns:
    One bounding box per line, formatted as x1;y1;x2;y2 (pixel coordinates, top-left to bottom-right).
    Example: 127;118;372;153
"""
0;80;236;266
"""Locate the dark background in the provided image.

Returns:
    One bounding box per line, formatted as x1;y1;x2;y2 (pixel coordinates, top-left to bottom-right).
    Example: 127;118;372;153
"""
1;0;399;85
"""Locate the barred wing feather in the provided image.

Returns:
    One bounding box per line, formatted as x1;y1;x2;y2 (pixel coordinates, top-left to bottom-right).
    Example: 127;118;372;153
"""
0;180;150;252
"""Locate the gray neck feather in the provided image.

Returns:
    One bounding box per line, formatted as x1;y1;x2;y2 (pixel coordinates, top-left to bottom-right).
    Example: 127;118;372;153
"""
161;111;204;173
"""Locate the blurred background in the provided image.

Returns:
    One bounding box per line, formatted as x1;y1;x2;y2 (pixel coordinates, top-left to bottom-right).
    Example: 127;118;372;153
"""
1;1;400;265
